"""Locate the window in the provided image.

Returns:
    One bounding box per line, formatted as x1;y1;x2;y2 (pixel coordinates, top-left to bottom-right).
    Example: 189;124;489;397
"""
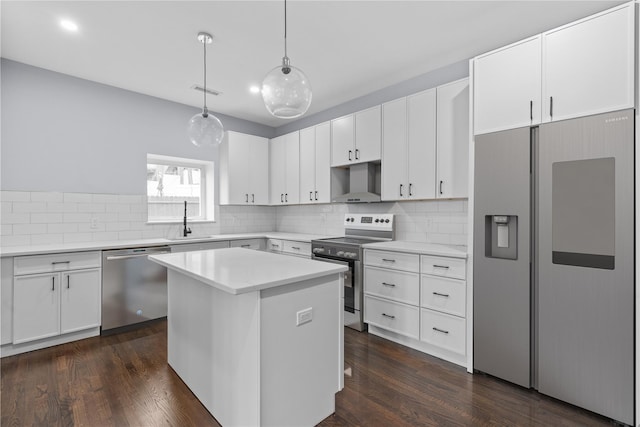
147;154;214;222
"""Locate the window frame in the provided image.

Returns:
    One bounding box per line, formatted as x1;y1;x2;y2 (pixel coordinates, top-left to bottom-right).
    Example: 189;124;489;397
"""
146;153;215;223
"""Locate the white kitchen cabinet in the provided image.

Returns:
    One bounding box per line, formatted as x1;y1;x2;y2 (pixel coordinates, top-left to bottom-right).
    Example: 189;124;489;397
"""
331;106;381;167
270;131;300;205
436;78;469;199
12;251;101;345
220;131;269;205
473;35;542;135
381;89;437;201
299;122;331;204
229;239;266;251
542;3;634;123
1;258;13;345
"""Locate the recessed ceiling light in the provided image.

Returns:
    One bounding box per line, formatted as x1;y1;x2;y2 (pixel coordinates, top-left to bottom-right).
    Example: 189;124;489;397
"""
249;85;261;94
60;19;78;32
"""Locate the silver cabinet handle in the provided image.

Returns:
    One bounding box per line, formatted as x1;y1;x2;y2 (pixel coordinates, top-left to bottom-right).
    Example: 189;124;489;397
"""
432;292;449;297
314;191;318;201
382;282;396;287
241;244;251;248
433;265;450;269
550;96;553;119
382;313;395;319
348;150;352;161
309;191;313;201
51;261;70;265
52;276;55;291
291;246;301;250
399;184;403;197
439;180;443;195
433;327;449;334
271;244;280;248
382;259;396;263
355;149;360;160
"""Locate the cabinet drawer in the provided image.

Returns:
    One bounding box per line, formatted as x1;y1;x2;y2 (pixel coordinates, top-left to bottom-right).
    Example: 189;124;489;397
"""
282;241;311;257
364;295;419;340
421;275;466;318
230;239;266;251
365;250;419;272
14;251;101;276
267;239;283;252
420;309;466;356
421;255;466;279
364;266;419;306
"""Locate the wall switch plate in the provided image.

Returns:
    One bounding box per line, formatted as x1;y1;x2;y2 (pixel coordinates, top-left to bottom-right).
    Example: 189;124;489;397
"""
296;308;313;326
90;217;99;229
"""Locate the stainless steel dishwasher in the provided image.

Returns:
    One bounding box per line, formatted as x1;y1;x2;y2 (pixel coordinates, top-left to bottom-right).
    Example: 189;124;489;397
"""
101;246;171;332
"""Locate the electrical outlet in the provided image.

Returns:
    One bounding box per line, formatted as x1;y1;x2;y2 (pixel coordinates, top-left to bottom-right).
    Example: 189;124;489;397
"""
90;217;99;229
296;308;313;326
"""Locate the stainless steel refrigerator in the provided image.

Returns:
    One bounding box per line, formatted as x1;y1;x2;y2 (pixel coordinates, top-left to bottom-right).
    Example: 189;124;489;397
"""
473;109;634;425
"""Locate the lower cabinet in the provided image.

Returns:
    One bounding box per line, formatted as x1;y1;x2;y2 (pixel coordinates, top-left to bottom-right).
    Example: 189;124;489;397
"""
267;239;311;258
230;238;266;251
364;248;467;367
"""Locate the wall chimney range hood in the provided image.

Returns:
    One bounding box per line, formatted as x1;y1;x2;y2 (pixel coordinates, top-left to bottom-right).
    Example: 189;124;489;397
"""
332;163;381;203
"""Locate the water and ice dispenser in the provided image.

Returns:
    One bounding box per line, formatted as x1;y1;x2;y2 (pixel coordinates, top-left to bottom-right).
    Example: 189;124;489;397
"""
485;215;517;260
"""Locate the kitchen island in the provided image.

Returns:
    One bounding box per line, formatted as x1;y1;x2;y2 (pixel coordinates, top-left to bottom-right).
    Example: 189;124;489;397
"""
149;247;347;427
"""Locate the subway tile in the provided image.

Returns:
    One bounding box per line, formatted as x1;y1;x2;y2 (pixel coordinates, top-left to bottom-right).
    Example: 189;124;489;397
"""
95;213;119;223
63;213;91;223
13;224;48;235
91;232;119;242
0;191;30;202
106;204;131;213
31;234;64;245
118;230;143;240
64;193;93;203
1;225;12;236
30;192;64;202
63;233;93;243
47;202;78;213
449;234;468;246
438;200;464;212
13;202;47;213
1;202;12;214
92;194;119;203
2;213;30;224
426;233;451;245
437;223;464;234
78;223;106;232
1;235;31;247
106;222;130;232
48;223;79;234
31;213;64;224
119;195;144;204
118;212;144;222
77;203;106;213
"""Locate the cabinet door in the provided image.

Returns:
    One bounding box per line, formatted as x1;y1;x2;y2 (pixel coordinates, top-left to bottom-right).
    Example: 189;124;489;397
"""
314;122;331;203
61;269;101;334
284;132;300;205
355;105;381;163
473;35;542;135
13;273;60;344
221;132;251;205
1;258;13;345
436;79;469;199
248;135;270;205
299;127;316;204
381;98;407;201
408;89;437;200
542;4;634;123
270;135;286;204
331;115;354;166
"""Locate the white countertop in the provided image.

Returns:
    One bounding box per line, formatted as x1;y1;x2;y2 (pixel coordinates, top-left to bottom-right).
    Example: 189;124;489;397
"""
362;241;468;259
149;247;348;295
0;231;335;257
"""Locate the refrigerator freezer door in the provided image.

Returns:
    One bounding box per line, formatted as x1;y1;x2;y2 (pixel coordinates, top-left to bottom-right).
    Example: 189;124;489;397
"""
473;127;531;388
537;109;634;425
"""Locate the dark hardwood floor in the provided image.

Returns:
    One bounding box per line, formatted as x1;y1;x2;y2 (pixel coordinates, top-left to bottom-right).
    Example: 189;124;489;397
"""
1;321;613;426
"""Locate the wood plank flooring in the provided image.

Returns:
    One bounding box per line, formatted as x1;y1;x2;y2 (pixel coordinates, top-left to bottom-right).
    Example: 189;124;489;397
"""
1;320;613;426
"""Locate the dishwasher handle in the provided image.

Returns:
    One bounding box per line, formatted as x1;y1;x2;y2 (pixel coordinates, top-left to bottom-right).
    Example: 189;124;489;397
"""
105;250;171;261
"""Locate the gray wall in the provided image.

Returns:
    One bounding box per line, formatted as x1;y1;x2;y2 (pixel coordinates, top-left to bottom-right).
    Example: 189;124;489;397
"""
274;59;469;136
0;59;274;194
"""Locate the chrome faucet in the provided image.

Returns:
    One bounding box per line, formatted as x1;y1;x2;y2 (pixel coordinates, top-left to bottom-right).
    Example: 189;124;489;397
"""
183;201;192;237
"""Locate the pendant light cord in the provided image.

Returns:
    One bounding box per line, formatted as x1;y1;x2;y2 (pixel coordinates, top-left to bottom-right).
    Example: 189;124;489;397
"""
202;36;208;116
284;0;288;59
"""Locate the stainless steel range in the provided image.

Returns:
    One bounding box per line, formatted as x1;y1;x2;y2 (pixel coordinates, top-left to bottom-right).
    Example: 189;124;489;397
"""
311;214;395;331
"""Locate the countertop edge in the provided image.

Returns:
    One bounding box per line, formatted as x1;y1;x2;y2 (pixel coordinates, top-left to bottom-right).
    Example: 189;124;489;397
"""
362;242;468;259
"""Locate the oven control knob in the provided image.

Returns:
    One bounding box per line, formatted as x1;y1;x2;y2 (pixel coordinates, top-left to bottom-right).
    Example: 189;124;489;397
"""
346;252;356;258
375;218;380;223
337;251;345;257
313;248;325;254
384;219;390;223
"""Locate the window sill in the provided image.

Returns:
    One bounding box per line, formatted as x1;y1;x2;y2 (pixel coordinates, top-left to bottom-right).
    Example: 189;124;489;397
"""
146;219;216;225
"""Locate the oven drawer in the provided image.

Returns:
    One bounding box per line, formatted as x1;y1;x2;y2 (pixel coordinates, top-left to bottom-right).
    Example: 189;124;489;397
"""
365;250;419;273
364;295;419;340
421;255;466;280
421;275;466;318
364;266;419;306
420;308;466;356
282;241;311;257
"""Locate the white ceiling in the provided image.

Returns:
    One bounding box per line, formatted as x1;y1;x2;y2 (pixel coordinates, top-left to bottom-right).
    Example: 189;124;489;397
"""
1;1;626;128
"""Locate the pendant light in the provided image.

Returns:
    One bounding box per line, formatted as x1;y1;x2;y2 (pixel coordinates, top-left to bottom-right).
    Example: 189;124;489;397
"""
261;0;312;119
187;32;224;147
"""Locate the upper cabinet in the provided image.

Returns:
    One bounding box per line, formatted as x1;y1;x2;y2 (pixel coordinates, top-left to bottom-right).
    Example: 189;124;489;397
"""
473;3;634;135
299;122;331;204
436;78;469;199
331;106;381;167
270;131;300;205
542;4;634;123
219;131;269;205
473;36;542;135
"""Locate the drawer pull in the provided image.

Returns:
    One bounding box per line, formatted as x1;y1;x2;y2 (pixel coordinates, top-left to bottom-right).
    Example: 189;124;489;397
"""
241;245;251;248
432;292;449;298
291;247;301;250
381;313;395;319
52;261;71;265
67;275;70;289
382;259;396;263
433;327;449;334
433;265;450;269
271;244;280;248
52;277;55;291
382;282;396;287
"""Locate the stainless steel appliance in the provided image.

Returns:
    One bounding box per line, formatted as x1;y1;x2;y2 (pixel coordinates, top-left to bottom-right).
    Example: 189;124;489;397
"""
473;109;634;425
101;245;171;331
312;213;395;331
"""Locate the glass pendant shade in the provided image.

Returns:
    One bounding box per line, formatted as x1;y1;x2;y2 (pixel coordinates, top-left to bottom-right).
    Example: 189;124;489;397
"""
261;63;312;119
187;111;224;147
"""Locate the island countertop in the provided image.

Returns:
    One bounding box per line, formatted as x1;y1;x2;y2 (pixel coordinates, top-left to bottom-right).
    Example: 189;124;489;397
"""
149;247;348;295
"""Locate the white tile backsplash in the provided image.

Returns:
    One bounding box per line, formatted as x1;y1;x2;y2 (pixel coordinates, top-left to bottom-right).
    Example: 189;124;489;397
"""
0;191;467;248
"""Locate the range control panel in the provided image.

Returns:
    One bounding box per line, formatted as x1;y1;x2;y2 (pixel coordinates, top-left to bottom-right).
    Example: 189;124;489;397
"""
343;214;394;231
